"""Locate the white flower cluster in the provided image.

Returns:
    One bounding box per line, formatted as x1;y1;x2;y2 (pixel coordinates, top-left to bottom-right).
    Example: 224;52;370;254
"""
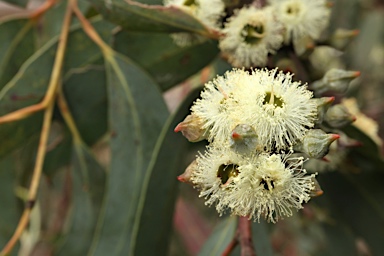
164;0;330;66
177;69;328;223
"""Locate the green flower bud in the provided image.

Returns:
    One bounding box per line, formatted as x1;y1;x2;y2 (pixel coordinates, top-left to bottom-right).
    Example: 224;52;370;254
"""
294;129;340;158
312;96;335;124
230;124;258;153
293;35;315;56
325;104;356;128
174;114;208;142
329;28;359;50
311;68;360;95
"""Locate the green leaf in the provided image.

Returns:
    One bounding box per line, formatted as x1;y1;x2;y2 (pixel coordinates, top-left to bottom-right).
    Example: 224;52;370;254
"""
318;171;384;255
133;85;195;255
252;220;273;256
43;123;73;176
55;143;106;255
0;155;21;251
38;0;91;46
87;51;168;255
342;125;384;167
0;17;36;90
114;31;219;91
88;0;211;35
0;19;113;158
199;217;237;256
63;64;107;145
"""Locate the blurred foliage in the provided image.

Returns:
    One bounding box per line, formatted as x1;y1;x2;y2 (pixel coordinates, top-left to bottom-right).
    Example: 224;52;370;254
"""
0;0;383;255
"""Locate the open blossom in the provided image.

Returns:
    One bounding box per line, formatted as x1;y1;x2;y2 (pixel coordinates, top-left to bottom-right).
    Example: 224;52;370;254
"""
236;69;318;150
191;70;247;143
191;146;251;213
219;6;284;67
270;0;330;53
191;69;317;149
192;148;316;223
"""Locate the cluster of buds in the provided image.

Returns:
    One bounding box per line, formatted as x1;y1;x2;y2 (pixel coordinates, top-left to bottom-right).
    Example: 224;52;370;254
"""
175;67;359;223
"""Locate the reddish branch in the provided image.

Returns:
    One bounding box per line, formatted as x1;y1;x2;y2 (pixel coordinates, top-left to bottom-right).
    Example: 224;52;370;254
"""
222;217;256;256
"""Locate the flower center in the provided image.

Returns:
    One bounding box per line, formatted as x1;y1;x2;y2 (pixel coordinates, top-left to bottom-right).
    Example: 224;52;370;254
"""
217;164;239;184
285;2;301;17
263;91;284;108
183;0;197;7
241;23;266;45
260;177;275;191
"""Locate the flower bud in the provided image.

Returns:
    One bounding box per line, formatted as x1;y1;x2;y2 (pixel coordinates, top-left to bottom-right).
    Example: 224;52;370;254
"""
177;160;197;184
328;28;359;50
293;35;315;56
174;114;208;142
230;124;258;153
325;104;356;128
294;129;340;158
312;96;335;124
311;68;360;95
310;177;323;197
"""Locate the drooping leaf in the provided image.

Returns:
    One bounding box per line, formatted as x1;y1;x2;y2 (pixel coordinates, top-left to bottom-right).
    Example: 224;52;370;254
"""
252;220;273;256
0;19;113;158
199;217;237;256
133;84;197;255
114;31;219;91
0;17;36;90
88;0;211;35
63;64;107;145
43;122;73;176
0;155;21;252
342;124;384;167
38;0;91;46
55;143;106;256
87;51;168;255
318;170;384;255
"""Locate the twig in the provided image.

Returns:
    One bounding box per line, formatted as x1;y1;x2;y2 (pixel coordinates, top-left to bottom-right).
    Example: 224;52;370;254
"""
221;216;256;256
0;0;73;254
238;217;256;256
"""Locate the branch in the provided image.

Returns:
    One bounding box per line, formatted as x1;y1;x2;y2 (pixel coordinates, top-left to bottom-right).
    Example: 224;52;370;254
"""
0;0;73;253
221;216;256;256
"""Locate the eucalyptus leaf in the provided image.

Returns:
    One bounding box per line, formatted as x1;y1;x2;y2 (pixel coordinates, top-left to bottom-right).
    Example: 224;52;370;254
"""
133;83;196;255
199;217;237;256
0;19;113;157
63;64;107;145
88;0;211;35
318;171;384;255
0;155;21;252
114;31;219;91
0;17;36;90
87;51;168;255
55;143;106;256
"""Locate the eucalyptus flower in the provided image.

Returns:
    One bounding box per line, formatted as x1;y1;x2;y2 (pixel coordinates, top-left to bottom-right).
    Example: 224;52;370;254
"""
271;0;330;54
219;6;284;67
192;149;316;223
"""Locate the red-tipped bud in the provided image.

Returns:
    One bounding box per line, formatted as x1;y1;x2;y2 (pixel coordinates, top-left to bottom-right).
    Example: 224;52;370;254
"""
174;114;208;142
230;124;258;153
294;129;340;158
325;104;356;128
177;160;198;184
